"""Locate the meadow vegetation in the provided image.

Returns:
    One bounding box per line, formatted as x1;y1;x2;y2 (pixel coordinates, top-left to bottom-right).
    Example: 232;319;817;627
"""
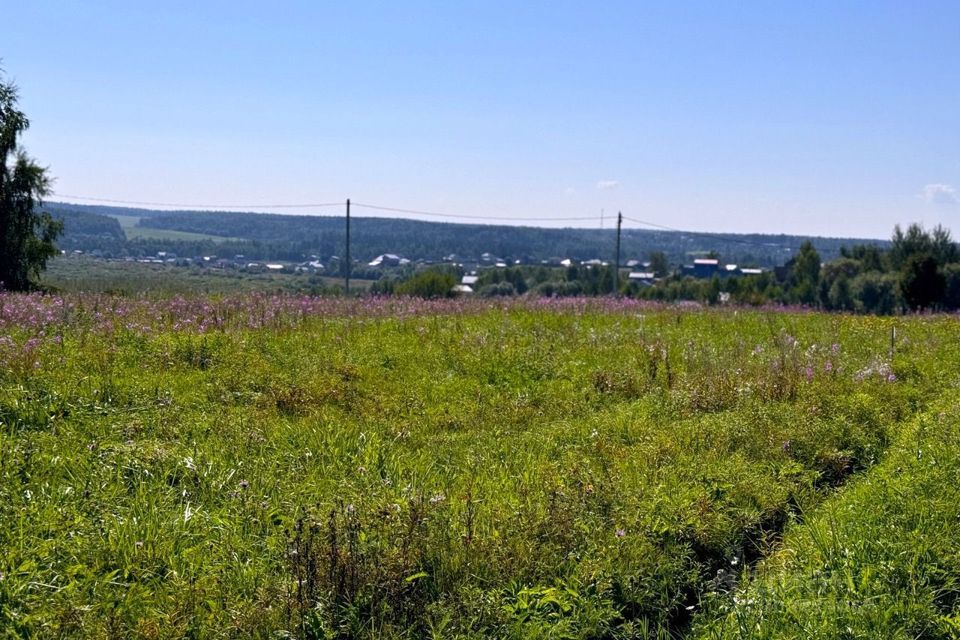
693;395;960;639
1;294;958;638
111;215;240;243
41;257;355;296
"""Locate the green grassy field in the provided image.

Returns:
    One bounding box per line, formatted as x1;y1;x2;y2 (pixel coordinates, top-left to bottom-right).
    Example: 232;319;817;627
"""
1;295;958;638
111;214;239;242
693;396;960;640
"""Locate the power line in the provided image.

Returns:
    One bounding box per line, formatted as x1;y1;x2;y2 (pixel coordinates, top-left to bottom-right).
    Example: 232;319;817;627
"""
50;191;795;250
620;215;684;233
51;193;344;210
621;214;795;250
352;202;600;222
51;193;601;223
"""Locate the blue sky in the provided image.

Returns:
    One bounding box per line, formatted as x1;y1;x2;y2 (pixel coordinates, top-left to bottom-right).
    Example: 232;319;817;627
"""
4;1;959;237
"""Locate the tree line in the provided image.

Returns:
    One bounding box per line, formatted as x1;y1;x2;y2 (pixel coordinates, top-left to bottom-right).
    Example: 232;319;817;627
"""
48;202;881;267
375;225;959;314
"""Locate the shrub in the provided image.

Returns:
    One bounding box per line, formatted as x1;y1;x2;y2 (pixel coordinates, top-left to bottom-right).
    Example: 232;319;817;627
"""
395;269;456;298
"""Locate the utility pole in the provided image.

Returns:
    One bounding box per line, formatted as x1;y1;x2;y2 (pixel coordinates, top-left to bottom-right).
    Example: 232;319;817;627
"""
613;211;622;296
344;198;351;295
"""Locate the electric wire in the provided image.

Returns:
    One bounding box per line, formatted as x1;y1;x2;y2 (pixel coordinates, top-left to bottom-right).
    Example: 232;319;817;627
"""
51;193;344;210
351;202;599;222
50;192;797;250
50;193;602;223
621;215;796;250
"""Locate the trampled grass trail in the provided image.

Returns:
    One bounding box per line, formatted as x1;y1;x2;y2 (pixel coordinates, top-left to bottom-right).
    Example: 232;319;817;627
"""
693;396;960;640
1;294;958;638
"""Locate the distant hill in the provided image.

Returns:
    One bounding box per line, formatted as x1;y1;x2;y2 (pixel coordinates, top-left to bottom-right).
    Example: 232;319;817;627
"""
45;202;888;267
51;207;126;254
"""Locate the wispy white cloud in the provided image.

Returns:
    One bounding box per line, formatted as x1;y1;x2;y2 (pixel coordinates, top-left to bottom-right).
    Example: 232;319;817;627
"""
921;183;958;206
596;180;619;190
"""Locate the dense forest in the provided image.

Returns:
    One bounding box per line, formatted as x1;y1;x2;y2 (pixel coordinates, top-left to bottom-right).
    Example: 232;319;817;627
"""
48;202;886;267
51;208;125;252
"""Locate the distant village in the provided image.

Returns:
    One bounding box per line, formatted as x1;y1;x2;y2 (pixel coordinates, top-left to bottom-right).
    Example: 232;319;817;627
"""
63;246;767;293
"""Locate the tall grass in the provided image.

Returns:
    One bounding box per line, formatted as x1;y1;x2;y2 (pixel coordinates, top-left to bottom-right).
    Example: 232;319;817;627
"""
0;295;957;637
693;398;960;639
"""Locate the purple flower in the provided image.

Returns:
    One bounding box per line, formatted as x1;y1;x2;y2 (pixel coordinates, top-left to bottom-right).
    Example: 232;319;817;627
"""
615;528;626;538
887;373;897;383
804;366;814;381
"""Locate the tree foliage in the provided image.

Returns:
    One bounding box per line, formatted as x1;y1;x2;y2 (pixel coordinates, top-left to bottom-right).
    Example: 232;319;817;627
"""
394;268;456;298
890;223;957;269
786;241;821;305
900;254;946;311
0;71;61;290
887;224;955;311
648;251;670;277
851;272;899;315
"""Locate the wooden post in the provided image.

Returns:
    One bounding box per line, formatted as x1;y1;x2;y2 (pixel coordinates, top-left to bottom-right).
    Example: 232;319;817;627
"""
345;198;351;294
613;211;622;296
